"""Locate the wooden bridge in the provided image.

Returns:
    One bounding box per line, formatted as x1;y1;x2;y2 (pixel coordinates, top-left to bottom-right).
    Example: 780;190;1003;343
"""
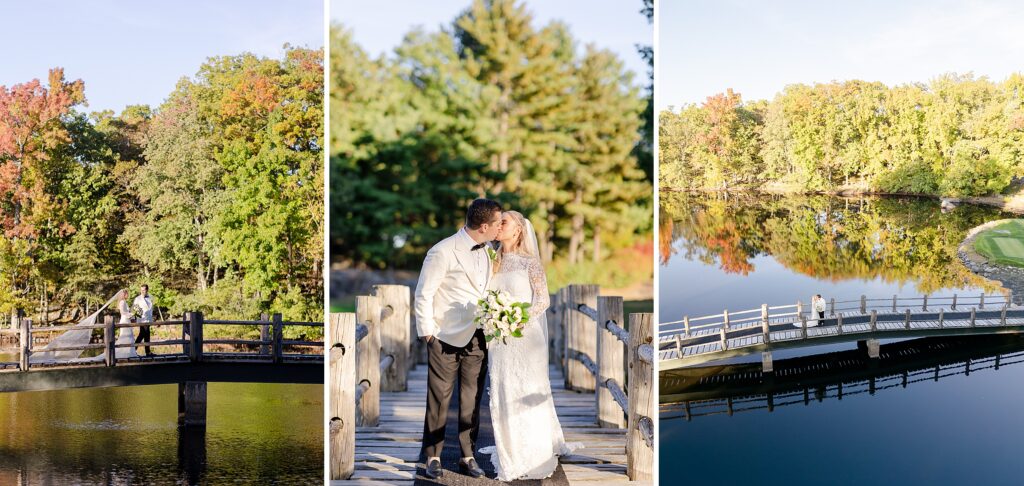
660;334;1024;421
330;284;654;484
660;291;1021;370
0;312;323;425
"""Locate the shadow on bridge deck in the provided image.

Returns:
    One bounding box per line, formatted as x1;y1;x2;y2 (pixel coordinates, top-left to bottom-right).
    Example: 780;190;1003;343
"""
660;333;1024;420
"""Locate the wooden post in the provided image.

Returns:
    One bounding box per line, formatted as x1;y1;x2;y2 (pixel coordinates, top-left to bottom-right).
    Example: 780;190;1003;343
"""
181;314;189;356
796;301;803;321
330;312;356;480
1001;307;1007;326
892;294;897;313
19;317;30;371
829;297;835;317
272;313;284;364
860;295;866;314
761;304;770;344
683;316;690;336
723;309;730;330
836;314;844;334
720;328;728;350
355;295;382;427
105;315;117;367
904;309;911;329
952;293;958;310
177;381;207;427
870;310;877;332
626;313;653;482
867;339;880;359
374;285;410;392
1009;289;1015;308
923;294;928;311
565;284;598;392
260;313;271;355
552;290;565;371
939;309;944;328
596;296;625;428
800;313;808;339
980;292;986;310
189;312;204;363
970;308;976;327
762;351;773;373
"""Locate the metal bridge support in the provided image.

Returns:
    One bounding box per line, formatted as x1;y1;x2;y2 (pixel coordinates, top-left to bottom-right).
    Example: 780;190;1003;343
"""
178;381;208;427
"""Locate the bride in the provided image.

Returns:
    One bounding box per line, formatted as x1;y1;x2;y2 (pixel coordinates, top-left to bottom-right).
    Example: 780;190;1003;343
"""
115;289;139;358
479;210;581;481
32;288;137;363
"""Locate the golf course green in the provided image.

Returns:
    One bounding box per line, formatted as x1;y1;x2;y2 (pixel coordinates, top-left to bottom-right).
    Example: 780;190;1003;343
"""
974;219;1024;267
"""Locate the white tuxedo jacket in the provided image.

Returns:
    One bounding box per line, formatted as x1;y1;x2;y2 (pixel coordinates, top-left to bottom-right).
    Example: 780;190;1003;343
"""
414;229;492;347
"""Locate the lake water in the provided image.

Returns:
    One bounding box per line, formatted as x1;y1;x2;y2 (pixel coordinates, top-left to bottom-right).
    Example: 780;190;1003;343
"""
659;193;1024;484
0;380;322;485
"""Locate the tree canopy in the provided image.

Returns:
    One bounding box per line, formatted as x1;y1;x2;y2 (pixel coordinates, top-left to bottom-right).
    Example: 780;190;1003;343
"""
660;74;1024;198
332;0;651;288
0;46;324;325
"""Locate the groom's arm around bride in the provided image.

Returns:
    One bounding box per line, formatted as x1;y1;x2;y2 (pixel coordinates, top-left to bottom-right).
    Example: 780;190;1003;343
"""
413;198;503;479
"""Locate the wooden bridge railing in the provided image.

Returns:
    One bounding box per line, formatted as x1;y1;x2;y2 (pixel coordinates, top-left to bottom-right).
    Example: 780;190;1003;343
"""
0;312;323;371
330;283;654;482
330;284;408;480
660;291;1013;355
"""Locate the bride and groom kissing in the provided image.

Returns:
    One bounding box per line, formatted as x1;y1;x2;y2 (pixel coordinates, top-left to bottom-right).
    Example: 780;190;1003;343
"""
415;198;580;482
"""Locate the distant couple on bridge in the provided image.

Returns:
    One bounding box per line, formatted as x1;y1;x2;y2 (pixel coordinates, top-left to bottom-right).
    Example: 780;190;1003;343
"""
414;199;581;481
115;285;157;358
31;285;156;363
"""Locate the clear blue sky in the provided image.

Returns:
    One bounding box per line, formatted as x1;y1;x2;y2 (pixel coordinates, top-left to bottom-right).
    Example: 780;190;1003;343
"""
659;0;1024;110
0;0;323;115
332;0;652;84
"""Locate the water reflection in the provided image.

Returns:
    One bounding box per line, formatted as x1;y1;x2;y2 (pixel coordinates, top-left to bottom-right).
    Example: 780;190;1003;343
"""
0;383;322;484
660;194;1024;484
659;193;1007;322
661;334;1024;418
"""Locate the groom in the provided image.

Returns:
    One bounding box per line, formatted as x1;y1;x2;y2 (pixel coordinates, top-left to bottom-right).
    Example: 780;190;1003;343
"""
415;198;503;479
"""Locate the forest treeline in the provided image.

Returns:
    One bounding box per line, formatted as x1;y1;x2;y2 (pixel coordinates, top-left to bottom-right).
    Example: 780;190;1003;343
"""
0;46;324;325
332;0;653;288
660;73;1024;198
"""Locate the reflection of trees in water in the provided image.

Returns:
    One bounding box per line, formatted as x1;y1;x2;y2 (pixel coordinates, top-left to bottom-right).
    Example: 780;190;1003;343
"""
661;192;1005;293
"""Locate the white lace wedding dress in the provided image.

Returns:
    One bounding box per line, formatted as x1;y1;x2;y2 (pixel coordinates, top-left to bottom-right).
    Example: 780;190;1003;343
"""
115;299;138;358
479;253;581;481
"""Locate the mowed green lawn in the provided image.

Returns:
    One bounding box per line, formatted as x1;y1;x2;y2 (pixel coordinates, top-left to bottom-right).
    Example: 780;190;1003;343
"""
975;220;1024;267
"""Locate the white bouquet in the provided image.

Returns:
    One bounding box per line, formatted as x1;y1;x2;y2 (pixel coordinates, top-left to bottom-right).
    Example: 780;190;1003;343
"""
474;289;531;344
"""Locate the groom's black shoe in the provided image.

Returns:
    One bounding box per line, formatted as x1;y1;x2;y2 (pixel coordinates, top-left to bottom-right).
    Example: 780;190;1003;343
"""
424;458;443;479
460;457;486;478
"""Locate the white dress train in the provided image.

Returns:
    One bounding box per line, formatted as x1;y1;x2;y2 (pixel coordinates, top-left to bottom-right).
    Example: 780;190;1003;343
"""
479;253;581;481
116;300;139;359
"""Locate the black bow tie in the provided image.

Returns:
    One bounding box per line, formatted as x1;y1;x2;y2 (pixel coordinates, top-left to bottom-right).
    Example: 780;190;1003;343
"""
471;242;487;251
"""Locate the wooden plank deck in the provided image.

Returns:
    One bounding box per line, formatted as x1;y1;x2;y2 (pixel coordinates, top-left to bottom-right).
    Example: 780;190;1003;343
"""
334;365;642;485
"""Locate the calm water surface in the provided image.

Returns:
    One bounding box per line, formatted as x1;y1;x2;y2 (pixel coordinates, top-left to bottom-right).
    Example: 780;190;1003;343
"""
660;193;1024;484
0;379;322;485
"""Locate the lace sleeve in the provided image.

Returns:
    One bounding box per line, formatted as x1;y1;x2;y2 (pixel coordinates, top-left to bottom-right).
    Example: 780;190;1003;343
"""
527;257;550;320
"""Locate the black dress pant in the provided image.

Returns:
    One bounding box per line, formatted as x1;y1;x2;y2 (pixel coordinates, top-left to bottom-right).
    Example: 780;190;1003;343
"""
134;323;153;356
421;329;488;459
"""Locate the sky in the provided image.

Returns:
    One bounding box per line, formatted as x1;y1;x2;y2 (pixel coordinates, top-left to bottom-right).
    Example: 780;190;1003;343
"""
659;0;1024;110
332;0;652;83
0;0;323;115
